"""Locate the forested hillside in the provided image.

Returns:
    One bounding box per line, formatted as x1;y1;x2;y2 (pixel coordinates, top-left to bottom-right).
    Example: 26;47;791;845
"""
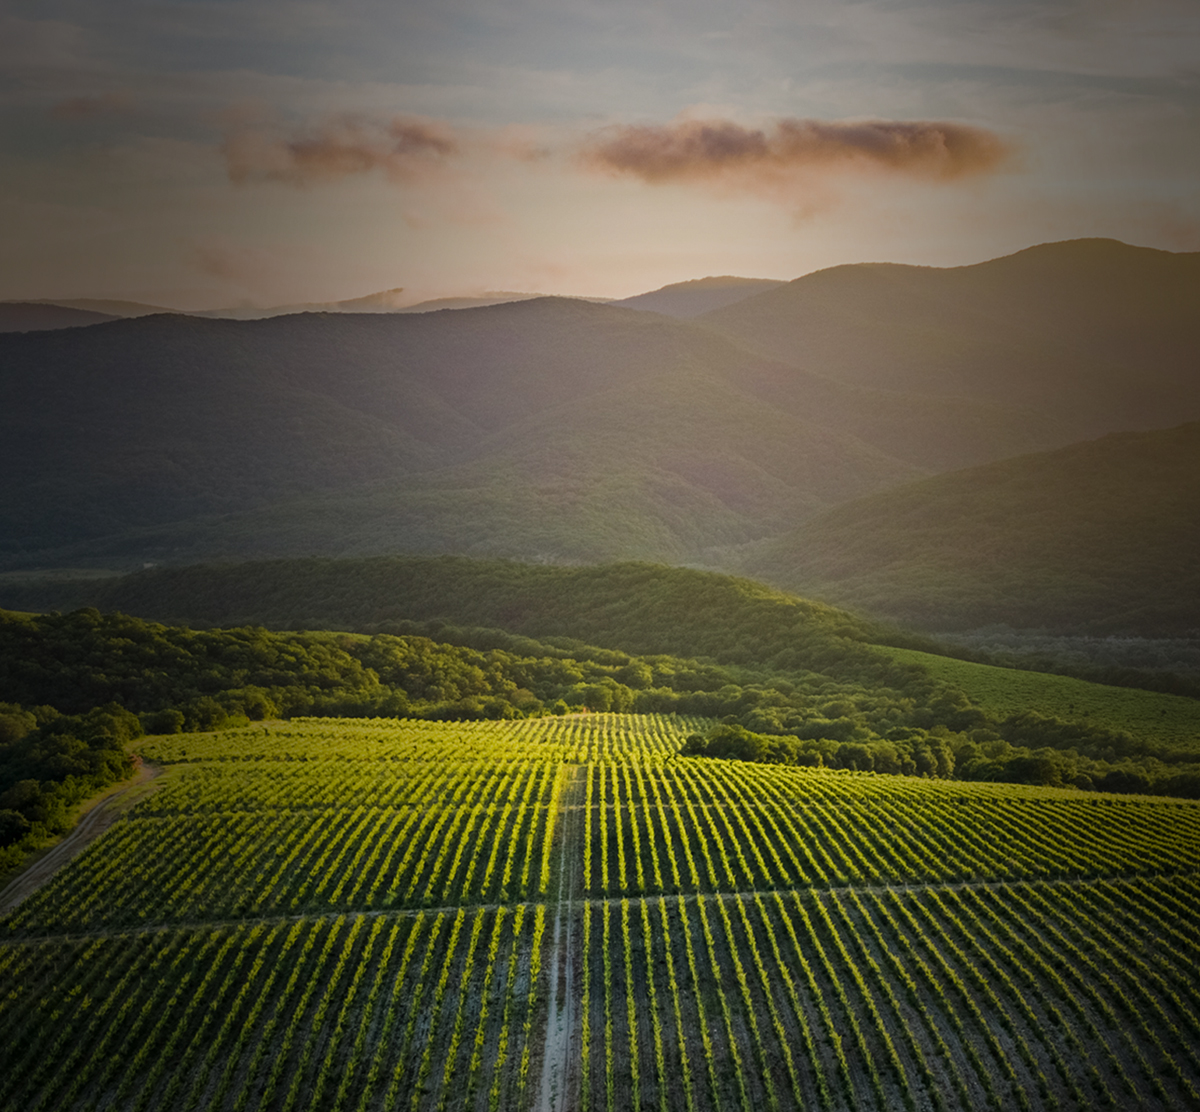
0;299;928;569
747;421;1200;636
702;238;1200;436
4;557;1199;839
5;238;1195;573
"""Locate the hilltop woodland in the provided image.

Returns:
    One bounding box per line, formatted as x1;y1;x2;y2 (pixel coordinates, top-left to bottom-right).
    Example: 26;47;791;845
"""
4;558;1200;876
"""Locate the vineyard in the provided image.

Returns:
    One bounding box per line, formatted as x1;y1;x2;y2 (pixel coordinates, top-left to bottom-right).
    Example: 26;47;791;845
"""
1;713;1198;1110
882;645;1200;753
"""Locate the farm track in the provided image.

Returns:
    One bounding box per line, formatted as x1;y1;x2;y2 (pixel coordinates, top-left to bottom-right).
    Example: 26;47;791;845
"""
4;866;1196;946
536;764;585;1112
0;763;162;916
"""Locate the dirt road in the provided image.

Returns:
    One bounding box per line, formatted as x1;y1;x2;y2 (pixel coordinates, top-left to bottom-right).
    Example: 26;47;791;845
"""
536;765;585;1112
0;763;161;916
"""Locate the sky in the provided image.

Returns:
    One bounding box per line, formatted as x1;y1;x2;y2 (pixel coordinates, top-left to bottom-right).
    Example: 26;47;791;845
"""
1;0;1197;308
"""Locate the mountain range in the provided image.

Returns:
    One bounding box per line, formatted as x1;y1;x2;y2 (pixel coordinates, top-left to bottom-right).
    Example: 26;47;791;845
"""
1;274;783;330
0;289;549;329
2;237;1197;635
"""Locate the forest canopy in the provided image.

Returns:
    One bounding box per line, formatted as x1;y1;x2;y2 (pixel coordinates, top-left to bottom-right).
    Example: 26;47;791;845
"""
3;592;1199;880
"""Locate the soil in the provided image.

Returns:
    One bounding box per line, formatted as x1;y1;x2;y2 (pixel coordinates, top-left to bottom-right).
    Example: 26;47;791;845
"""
536;765;585;1112
0;762;162;915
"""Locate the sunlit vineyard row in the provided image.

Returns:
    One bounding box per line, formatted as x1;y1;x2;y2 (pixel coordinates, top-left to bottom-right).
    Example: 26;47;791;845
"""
11;717;1199;936
1;713;1198;1111
137;713;703;765
0;907;545;1112
3;762;566;933
583;759;1200;895
3;879;1199;1111
578;877;1200;1112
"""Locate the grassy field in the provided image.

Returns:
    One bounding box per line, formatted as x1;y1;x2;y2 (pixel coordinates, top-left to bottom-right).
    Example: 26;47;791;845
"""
1;713;1198;1110
882;646;1200;752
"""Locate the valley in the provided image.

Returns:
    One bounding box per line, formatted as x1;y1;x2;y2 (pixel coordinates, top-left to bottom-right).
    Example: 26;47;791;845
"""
2;236;1199;1111
3;238;1197;631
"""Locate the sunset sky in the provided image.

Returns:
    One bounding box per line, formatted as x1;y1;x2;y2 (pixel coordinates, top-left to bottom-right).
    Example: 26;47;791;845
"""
2;0;1197;308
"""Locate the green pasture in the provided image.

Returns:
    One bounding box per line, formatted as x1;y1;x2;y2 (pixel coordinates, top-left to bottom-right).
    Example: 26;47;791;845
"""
885;646;1200;751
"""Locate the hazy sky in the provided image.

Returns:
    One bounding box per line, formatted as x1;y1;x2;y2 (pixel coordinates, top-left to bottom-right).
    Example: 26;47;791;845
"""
2;0;1197;307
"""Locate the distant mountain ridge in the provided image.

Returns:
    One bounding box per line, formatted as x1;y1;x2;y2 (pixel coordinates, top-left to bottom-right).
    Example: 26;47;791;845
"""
3;237;1198;605
701;238;1200;440
19;298;172;318
188;289;555;319
12;275;771;328
11;289;584;325
0;299;930;569
0;303;119;333
612;276;785;317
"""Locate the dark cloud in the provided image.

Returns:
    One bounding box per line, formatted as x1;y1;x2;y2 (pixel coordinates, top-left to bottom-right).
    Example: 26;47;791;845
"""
581;116;1013;189
222;111;460;186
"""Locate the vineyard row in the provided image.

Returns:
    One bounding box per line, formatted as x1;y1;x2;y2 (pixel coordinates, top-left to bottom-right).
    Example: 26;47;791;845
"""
3;874;1200;1111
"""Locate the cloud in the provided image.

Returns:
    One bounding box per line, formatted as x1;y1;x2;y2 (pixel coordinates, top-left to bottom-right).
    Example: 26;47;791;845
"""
221;109;460;186
487;123;555;163
579;116;1014;194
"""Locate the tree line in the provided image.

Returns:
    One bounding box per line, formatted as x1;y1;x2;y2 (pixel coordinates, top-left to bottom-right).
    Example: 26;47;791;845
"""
4;593;1199;881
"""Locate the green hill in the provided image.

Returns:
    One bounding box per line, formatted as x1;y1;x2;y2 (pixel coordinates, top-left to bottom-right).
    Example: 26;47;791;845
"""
880;646;1200;752
6;555;1200;777
702;238;1200;439
0;299;946;570
0;557;893;662
9;238;1196;573
747;421;1200;636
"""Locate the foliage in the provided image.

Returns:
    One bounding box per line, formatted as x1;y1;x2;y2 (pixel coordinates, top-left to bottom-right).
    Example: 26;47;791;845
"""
2;714;1199;1110
4;554;1200;798
0;605;665;728
0;702;138;870
749;420;1200;637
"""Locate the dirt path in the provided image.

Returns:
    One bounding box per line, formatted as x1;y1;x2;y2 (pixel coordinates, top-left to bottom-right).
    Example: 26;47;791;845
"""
536;765;585;1112
0;762;162;916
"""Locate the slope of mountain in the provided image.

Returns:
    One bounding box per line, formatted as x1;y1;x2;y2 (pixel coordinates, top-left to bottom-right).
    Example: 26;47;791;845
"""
0;299;944;569
746;422;1200;636
613;276;784;317
5;238;1196;575
0;303;118;332
28;298;176;318
0;557;894;657
702;239;1200;439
